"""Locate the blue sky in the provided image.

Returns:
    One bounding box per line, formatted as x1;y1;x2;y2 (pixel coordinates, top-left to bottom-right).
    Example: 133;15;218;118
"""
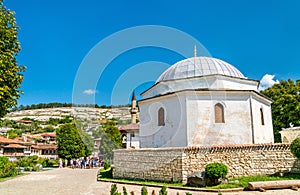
4;0;300;106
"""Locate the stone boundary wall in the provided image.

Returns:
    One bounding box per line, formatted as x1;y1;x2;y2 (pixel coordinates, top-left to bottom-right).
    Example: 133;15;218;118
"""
182;143;299;183
113;144;300;183
113;148;184;182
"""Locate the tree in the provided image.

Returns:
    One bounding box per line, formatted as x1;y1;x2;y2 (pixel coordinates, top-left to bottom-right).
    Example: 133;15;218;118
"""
290;137;300;159
94;120;122;160
43;125;55;133
56;123;86;159
79;129;94;157
260;79;300;142
7;129;22;139
0;1;25;117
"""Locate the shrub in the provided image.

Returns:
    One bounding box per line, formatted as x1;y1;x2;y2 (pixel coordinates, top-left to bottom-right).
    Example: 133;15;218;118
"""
159;186;167;195
17;155;39;168
0;157;19;178
32;165;40;172
141;186;148;195
17;156;58;169
17;157;29;167
111;184;121;195
104;160;110;170
37;158;48;167
24;167;33;172
205;162;228;180
291;137;300;159
99;167;113;178
48;159;59;167
123;186;128;195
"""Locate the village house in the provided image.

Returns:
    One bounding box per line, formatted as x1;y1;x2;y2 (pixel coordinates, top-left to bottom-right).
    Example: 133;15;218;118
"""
40;133;56;144
0;135;57;161
280;126;300;143
119;92;140;149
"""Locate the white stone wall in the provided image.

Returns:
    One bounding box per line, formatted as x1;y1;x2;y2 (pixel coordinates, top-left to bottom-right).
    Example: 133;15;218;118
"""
280;127;300;143
126;131;140;148
140;90;274;148
251;95;274;144
186;92;253;146
139;94;187;148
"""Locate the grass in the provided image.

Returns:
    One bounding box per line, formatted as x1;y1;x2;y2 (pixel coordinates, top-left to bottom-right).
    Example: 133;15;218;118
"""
207;173;300;189
99;173;300;189
0;173;25;182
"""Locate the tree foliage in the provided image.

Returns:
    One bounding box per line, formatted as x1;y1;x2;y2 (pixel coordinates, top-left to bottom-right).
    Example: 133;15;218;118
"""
79;129;94;157
260;79;300;142
291;137;300;159
159;186;168;195
7;128;22;139
93;119;122;160
141;186;148;195
56;123;86;159
0;156;19;178
110;184;121;195
0;1;25;117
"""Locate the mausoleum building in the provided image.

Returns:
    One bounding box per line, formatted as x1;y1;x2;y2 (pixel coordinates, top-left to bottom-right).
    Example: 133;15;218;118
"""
139;56;274;148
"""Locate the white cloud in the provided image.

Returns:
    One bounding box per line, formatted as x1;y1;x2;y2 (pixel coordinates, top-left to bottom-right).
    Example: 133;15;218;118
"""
258;74;279;91
83;89;97;95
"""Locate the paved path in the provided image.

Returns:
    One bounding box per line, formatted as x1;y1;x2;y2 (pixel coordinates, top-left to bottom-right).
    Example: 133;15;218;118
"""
0;168;299;195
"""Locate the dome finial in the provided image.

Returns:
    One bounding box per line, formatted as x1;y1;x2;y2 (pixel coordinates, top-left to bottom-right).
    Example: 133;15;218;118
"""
194;45;197;57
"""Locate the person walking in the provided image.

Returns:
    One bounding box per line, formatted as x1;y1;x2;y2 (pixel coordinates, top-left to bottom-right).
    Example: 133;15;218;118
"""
70;159;73;169
81;158;85;169
73;159;77;169
59;159;63;168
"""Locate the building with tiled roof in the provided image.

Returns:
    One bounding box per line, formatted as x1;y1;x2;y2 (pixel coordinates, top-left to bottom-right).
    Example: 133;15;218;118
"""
119;92;140;149
0;135;58;160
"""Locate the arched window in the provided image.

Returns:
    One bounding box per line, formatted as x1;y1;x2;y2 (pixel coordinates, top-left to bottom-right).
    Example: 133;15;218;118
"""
260;108;265;125
158;107;165;126
214;103;224;123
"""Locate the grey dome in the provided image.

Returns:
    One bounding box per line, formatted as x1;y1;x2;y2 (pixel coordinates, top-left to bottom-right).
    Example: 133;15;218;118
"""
156;57;245;83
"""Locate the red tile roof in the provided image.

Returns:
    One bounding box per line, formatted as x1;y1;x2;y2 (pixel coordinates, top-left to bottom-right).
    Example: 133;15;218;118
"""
184;143;291;151
119;123;139;131
32;144;57;150
0;136;15;144
4;143;26;149
41;133;56;137
18;120;33;124
14;136;33;142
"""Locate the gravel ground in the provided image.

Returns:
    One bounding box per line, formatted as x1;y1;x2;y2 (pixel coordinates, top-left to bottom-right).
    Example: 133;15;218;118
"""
0;168;299;195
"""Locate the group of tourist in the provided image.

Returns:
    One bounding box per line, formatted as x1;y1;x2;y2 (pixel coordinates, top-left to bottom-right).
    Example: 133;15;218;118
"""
59;157;104;169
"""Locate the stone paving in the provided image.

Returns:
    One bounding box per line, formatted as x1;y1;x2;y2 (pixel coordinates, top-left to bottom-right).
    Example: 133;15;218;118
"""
0;168;299;195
